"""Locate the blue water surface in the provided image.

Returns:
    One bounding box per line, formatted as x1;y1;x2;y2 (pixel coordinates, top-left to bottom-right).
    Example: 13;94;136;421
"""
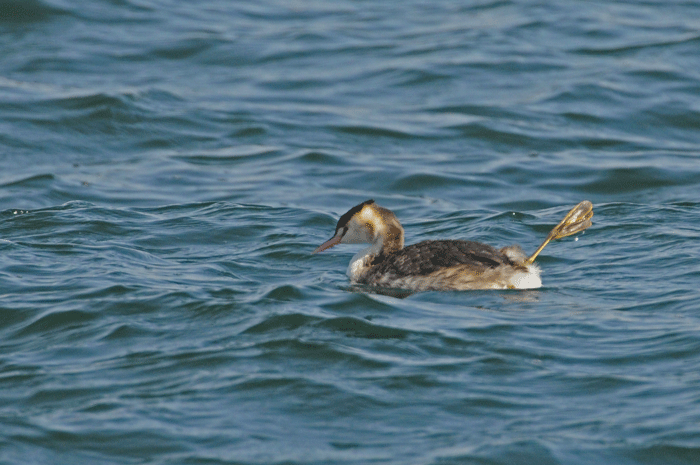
1;1;700;464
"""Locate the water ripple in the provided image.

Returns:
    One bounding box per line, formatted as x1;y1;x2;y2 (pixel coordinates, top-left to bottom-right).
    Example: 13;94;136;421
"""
2;0;700;464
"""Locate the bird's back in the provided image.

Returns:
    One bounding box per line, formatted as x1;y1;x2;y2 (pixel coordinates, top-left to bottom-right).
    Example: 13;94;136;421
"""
358;240;531;291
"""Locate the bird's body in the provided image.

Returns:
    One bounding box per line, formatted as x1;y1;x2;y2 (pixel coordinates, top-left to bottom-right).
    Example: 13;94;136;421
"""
313;199;593;291
347;239;541;291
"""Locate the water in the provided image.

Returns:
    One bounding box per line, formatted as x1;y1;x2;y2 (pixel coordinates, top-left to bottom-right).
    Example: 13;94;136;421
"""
1;0;700;463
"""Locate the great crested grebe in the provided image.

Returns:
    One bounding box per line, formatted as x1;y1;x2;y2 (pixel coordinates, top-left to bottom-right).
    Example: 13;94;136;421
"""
313;200;593;291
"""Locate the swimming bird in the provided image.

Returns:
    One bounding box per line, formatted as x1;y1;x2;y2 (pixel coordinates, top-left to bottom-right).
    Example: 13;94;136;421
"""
313;200;593;291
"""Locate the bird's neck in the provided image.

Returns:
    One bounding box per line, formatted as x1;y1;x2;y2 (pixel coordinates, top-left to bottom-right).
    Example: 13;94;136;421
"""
375;218;404;255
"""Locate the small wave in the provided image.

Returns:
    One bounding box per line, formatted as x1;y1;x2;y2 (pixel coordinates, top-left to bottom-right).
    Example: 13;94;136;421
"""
0;0;66;24
317;316;409;339
572;33;700;57
334;124;415;139
391;172;471;191
0;173;54;189
622;444;700;464
14;309;98;338
581;166;700;194
242;313;321;334
172;145;283;166
148;37;217;61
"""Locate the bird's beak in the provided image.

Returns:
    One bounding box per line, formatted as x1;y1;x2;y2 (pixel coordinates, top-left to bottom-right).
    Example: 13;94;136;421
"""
312;232;343;254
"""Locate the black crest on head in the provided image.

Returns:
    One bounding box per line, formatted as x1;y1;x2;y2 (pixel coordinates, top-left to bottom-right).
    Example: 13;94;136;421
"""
335;199;375;232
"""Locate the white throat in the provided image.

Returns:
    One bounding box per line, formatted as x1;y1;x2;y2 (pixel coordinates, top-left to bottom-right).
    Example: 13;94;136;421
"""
346;241;383;281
